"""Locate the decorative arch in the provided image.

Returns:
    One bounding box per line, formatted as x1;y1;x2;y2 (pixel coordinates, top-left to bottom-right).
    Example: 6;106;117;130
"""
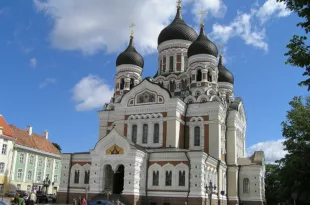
184;96;196;104
148;163;162;188
206;88;217;96
210;95;222;102
162;163;175;187
175;163;189;188
197;94;209;103
189;117;204;149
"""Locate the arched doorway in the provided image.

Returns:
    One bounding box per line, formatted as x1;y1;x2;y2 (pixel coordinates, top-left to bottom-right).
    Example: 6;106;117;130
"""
104;165;114;191
113;165;124;194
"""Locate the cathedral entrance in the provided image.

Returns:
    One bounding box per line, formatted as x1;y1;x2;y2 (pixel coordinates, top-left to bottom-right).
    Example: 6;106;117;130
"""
113;165;124;194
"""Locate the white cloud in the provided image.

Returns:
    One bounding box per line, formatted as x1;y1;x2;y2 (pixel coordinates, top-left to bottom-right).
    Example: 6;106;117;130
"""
72;75;114;111
39;78;57;89
191;0;227;22
256;0;291;24
33;0;226;55
210;0;291;51
30;57;37;68
247;139;287;164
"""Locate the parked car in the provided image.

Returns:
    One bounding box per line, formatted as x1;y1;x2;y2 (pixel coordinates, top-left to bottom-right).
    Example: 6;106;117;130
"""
88;200;113;205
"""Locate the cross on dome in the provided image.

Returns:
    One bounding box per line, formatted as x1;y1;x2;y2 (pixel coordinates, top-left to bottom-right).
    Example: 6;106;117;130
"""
199;10;206;27
177;0;182;9
129;23;136;38
218;43;223;55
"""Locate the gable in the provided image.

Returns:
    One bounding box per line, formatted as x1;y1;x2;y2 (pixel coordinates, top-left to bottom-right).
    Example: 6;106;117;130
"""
120;79;171;107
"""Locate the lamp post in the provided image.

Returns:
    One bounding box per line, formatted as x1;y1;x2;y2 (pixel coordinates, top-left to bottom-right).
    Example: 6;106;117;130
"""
43;176;51;195
220;191;225;205
85;186;90;201
205;181;216;205
291;193;297;205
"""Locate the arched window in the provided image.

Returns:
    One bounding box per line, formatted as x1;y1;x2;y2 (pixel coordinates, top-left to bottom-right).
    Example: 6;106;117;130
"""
132;125;137;143
74;170;80;184
142;124;148;144
120;78;125;90
84;170;90;184
179;170;185;186
170;81;175;92
194;126;200;146
153;123;159;143
165;171;172;186
130;78;134;89
169;56;174;72
152;171;159;186
196;70;202;82
208;72;212;82
243;178;250;193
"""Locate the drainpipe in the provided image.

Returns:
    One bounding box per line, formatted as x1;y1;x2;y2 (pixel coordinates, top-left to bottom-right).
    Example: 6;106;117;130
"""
217;160;221;205
145;152;150;204
184;152;191;204
238;165;241;205
204;155;210;204
66;154;73;204
224;107;231;203
183;102;189;149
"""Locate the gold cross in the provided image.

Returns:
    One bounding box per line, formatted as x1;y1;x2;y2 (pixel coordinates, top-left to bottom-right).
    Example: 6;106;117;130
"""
199;10;206;26
177;0;182;8
218;43;223;55
129;23;136;37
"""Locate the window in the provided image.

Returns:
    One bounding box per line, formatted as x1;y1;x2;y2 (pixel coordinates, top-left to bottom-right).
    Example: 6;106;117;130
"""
17;169;23;179
38;158;43;166
55;161;59;169
16;184;21;190
27;171;32;180
19;153;25;164
176;54;182;71
194;126;200;146
162;56;166;72
169;56;174;72
47;159;51;168
152;171;159;186
1;144;7;155
165;171;172;186
54;175;58;183
130;78;135;89
29;155;35;165
179;170;185;186
84;171;90;184
120;78;125;90
181;79;187;90
142;124;148;144
153;123;159;143
0;163;4;173
37;171;42;181
196;69;202;82
74;170;80;184
208;72;212;82
131;125;137;144
169;81;175;92
243;178;250;193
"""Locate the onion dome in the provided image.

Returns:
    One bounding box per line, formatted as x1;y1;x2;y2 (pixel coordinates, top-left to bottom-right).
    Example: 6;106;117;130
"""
116;36;144;68
188;24;218;58
218;55;234;84
157;7;198;46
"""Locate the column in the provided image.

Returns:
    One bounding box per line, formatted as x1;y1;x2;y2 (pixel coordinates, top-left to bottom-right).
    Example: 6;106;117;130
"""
11;150;18;181
23;153;29;182
148;121;153;146
51;158;56;193
43;157;47;179
33;155;39;183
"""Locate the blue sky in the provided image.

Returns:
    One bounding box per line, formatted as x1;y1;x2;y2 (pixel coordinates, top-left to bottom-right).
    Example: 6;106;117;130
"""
0;0;307;162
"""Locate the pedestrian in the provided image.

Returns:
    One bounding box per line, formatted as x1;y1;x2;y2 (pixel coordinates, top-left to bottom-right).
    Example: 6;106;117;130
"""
78;196;82;205
82;197;87;205
29;191;37;205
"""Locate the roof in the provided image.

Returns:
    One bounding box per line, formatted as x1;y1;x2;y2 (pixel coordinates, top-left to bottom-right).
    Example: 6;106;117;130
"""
9;125;60;155
218;55;234;84
0;115;15;139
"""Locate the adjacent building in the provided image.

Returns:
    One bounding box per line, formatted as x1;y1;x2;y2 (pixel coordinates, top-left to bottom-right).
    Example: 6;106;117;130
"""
9;125;61;194
58;2;265;205
0;115;15;193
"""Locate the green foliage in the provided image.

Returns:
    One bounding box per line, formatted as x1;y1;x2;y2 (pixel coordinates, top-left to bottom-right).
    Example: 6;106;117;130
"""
52;142;62;153
277;96;310;203
277;0;310;90
265;164;281;204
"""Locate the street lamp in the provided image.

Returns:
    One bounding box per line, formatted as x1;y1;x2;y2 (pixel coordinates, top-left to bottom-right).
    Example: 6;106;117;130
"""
205;181;216;205
43;176;51;195
85;186;90;201
220;191;225;205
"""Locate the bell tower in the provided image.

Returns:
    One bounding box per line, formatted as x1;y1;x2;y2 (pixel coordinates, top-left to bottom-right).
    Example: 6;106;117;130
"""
114;24;144;99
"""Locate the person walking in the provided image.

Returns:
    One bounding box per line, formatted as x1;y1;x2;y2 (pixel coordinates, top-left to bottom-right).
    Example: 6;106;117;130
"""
29;191;37;205
82;197;87;205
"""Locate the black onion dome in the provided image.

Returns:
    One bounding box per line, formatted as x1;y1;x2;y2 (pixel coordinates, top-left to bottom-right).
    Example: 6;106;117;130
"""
158;8;198;45
116;37;144;68
218;55;234;84
188;26;218;58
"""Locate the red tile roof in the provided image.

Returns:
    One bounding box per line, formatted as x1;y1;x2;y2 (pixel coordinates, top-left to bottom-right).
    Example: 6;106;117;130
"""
9;125;60;155
0;115;15;138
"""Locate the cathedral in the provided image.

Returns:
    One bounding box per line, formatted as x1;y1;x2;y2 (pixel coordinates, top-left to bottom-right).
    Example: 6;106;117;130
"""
57;2;266;205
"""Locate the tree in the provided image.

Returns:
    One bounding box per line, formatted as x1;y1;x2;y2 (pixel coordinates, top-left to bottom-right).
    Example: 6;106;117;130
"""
52;142;62;153
277;0;310;90
277;96;310;203
265;164;282;205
